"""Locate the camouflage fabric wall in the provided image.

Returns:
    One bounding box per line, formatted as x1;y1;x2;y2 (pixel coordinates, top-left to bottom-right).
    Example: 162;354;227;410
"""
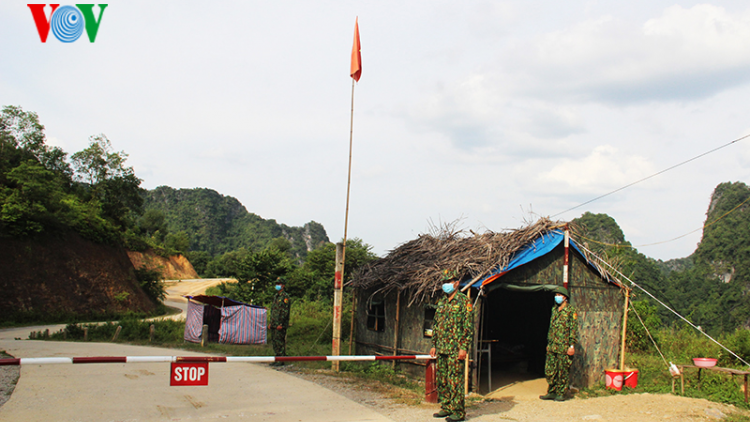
494;244;623;388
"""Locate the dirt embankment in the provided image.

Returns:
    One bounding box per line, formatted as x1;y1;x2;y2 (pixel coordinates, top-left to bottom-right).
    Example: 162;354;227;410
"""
0;233;156;319
127;251;198;280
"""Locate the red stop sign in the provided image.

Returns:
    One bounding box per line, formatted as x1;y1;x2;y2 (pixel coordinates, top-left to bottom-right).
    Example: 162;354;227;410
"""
170;362;209;386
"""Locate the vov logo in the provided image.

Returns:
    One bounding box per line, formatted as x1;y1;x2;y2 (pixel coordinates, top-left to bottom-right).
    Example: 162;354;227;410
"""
28;4;108;43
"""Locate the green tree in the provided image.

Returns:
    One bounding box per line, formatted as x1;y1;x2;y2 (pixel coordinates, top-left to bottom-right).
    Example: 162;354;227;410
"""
165;230;190;253
209;246;294;306
70;135;143;229
293;238;378;301
0;105;72;178
185;250;211;277
138;209;168;237
0;160;62;235
134;266;166;303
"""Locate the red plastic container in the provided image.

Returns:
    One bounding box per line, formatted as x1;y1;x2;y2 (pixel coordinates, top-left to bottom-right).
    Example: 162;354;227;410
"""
623;369;639;388
605;369;624;391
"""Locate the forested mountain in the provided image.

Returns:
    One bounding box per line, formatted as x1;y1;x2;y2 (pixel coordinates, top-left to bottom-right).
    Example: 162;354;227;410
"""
142;186;329;262
571;212;666;303
572;181;750;334
660;182;750;333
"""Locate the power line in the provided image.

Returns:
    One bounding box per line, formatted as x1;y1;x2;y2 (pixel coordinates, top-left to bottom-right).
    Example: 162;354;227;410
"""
552;133;750;218
573;192;750;249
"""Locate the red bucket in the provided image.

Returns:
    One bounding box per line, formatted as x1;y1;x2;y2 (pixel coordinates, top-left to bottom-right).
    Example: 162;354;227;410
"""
623;369;639;388
605;369;624;391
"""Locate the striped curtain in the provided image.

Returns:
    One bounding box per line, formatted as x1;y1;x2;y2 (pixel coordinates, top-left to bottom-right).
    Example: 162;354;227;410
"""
184;299;205;343
219;305;267;345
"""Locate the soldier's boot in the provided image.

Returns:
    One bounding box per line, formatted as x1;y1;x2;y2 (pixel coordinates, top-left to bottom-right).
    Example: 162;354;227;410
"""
554;394;566;402
539;393;556;400
445;414;465;422
432;410;450;418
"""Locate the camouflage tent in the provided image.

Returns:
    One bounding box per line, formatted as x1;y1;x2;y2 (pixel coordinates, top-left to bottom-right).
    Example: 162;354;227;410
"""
350;218;625;392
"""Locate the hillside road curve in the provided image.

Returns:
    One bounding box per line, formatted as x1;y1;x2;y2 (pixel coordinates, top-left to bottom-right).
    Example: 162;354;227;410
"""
0;336;394;422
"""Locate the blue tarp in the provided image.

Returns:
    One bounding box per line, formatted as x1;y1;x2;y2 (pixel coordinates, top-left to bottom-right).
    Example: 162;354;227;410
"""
466;230;610;288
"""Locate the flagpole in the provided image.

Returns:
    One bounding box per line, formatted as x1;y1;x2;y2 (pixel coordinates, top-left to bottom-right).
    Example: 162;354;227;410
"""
334;72;355;374
332;79;354;372
344;77;355;254
335;18;360;371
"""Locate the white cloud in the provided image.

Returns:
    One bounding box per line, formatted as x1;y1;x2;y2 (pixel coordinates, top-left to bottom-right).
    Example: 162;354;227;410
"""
509;4;750;103
536;145;656;194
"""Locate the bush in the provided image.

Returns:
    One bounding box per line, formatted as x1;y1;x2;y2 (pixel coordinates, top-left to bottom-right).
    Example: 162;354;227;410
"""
134;265;165;303
720;329;750;367
46;317;185;343
615;325;750;409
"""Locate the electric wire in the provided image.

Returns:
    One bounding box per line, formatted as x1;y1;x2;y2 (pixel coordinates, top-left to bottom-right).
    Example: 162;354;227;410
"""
574;192;750;250
552;133;750;219
578;243;750;368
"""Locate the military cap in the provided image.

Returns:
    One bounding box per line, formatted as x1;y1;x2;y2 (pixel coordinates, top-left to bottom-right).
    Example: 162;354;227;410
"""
441;269;458;281
552;286;569;298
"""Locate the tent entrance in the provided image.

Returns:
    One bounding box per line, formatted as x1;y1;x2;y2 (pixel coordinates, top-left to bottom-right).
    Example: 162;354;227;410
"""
203;305;222;343
477;287;552;394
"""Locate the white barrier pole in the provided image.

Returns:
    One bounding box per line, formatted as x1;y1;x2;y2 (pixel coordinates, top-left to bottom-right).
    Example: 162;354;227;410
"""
0;354;433;366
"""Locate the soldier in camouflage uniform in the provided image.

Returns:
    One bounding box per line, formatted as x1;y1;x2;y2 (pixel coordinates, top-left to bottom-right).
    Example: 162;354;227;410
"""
269;277;291;366
429;270;473;422
540;286;578;401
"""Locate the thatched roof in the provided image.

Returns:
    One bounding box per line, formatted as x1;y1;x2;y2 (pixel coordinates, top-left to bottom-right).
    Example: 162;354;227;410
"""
351;217;620;306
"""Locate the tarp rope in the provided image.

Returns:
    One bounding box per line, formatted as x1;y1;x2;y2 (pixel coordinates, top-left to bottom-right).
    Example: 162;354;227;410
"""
306;318;332;356
628;300;669;369
578;243;750;368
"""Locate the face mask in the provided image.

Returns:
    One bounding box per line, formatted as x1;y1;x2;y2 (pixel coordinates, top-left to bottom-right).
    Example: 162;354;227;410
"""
442;283;455;294
555;295;564;305
275;285;282;291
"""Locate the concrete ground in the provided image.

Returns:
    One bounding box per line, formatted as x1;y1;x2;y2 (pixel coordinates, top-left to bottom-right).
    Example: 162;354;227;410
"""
0;279;395;422
0;331;394;422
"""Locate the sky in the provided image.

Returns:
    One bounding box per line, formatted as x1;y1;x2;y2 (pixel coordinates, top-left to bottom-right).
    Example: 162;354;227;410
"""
2;1;750;261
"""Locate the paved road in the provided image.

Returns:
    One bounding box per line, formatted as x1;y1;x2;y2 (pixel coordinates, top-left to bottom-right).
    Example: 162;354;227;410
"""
155;278;233;321
0;280;393;422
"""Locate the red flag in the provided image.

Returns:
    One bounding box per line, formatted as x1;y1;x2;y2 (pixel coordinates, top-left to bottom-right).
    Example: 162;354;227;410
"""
350;18;362;82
